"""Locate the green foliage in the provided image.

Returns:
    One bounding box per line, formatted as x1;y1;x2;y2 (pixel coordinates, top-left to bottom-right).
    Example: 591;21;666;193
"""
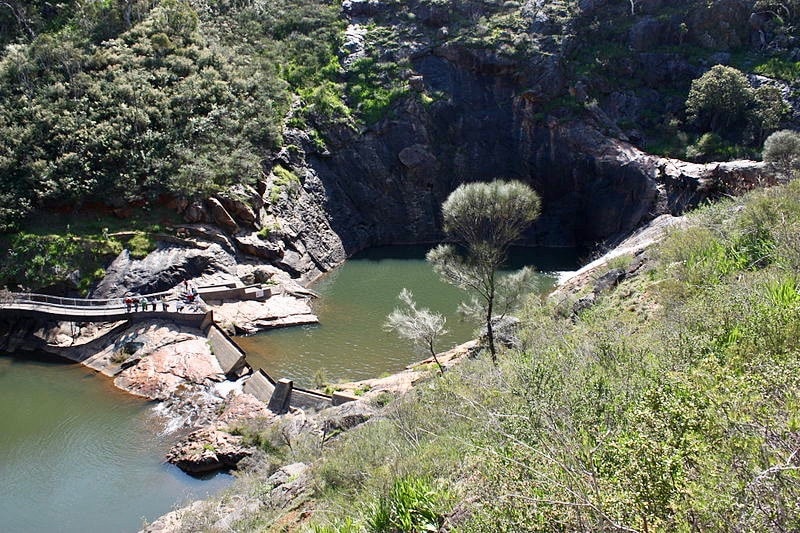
765;275;800;307
269;164;301;204
686;65;754;131
428;180;541;361
301;80;352;124
0;231;120;290
126;232;154;259
0;0;344;229
346;58;408;124
310;517;361;533
685;132;742;162
311;485;456;533
292;182;800;532
440;180;542;253
365;476;447;533
384;288;448;374
763;129;800;179
685;65;786;148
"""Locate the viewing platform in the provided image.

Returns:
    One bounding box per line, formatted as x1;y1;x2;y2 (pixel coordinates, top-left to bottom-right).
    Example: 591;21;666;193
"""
0;291;205;324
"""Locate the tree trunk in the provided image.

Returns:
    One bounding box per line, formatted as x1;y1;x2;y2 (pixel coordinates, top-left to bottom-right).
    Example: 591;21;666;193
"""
486;293;496;364
429;343;445;375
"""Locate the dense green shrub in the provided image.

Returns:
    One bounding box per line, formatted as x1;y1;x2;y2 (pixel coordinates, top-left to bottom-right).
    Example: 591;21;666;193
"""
685;65;786;147
0;0;343;230
365;476;448;533
763;129;800;179
0;231;121;291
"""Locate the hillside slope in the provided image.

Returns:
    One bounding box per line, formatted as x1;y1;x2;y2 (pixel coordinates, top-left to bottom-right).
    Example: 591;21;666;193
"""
145;181;800;532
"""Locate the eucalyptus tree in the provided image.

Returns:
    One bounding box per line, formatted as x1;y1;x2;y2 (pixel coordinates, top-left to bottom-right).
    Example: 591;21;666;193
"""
427;180;541;363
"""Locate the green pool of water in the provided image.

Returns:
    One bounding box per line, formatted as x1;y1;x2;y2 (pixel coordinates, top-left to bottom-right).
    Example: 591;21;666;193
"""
236;245;579;388
0;353;232;533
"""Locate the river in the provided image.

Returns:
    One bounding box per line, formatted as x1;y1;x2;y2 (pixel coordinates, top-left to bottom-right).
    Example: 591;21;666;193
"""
0;352;231;533
0;245;578;532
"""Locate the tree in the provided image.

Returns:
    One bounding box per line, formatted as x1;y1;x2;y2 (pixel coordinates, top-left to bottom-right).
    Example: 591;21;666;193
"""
427;180;541;363
763;129;800;180
751;85;787;143
686;65;754;133
385;289;448;375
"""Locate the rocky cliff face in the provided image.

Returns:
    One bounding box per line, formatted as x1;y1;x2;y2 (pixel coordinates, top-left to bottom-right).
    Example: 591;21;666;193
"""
255;0;777;267
91;0;787;288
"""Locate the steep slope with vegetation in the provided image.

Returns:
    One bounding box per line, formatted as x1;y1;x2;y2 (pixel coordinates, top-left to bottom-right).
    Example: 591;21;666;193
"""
164;180;800;532
0;0;341;229
3;1;800;529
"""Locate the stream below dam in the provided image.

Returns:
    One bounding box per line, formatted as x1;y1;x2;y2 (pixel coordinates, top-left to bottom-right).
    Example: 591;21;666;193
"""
0;245;579;532
0;353;232;533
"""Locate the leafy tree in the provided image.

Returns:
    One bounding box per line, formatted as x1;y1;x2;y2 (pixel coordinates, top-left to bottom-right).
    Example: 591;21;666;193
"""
686;65;786;151
763;129;800;180
384;289;448;375
686;65;754;133
752;85;787;143
427;180;541;363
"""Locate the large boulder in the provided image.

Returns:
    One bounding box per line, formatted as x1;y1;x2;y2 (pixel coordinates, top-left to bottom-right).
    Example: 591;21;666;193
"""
114;338;225;400
207;197;239;233
217;185;260;228
166;427;253;474
183;201;209;223
398;144;438;170
209;295;318;335
233;231;285;260
319;399;377;437
91;243;238;299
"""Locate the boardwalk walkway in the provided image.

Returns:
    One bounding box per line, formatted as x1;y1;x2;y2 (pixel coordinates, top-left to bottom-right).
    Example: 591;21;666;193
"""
0;291;207;325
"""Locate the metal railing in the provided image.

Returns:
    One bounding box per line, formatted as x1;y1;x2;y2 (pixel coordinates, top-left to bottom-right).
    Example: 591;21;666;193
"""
1;290;175;310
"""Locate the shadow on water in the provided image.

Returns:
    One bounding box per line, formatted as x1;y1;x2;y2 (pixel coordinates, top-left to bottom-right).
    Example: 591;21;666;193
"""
353;244;583;272
0;350;75;365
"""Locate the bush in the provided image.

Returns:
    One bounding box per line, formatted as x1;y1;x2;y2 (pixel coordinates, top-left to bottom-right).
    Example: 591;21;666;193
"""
0;0;344;228
763;129;800;180
685;65;785;149
366;476;448;533
685;132;734;162
126;232;154;259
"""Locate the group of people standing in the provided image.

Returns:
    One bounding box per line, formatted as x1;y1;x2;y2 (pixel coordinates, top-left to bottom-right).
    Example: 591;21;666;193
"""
123;294;169;312
122;280;201;313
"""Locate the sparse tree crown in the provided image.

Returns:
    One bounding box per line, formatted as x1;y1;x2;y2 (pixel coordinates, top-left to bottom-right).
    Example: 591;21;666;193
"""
441;180;542;255
384;288;448;374
428;179;541;362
